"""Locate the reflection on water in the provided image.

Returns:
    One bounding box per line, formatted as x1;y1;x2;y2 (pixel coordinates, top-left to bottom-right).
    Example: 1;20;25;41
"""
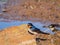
0;21;55;34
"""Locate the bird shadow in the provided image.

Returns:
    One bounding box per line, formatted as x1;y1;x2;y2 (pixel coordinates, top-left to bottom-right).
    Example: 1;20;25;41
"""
35;38;48;45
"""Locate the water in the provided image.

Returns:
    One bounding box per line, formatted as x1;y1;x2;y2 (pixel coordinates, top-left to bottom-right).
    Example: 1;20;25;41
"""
0;21;55;34
0;0;7;2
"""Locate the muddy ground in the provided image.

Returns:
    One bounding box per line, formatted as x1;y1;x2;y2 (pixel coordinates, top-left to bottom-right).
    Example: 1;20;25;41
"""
0;0;60;24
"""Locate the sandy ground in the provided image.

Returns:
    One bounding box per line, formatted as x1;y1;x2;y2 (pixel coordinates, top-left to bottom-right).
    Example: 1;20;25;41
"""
0;24;60;45
0;0;60;45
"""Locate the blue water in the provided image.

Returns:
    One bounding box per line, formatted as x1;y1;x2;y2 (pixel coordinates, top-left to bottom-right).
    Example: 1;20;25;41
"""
0;21;55;34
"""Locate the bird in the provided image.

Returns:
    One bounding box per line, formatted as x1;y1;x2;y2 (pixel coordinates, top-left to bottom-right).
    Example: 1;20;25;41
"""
43;24;60;32
27;23;49;42
27;23;49;35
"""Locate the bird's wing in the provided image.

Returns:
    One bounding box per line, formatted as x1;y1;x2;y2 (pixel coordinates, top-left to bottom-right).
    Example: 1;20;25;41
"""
40;27;55;35
55;27;60;30
28;29;38;35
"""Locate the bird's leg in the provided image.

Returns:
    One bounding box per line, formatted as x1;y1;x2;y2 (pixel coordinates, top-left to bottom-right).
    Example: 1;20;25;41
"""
35;34;40;42
35;34;42;45
36;38;40;42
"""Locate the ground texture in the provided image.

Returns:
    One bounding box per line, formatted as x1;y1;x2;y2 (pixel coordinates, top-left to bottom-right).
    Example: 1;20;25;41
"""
0;0;60;45
0;24;60;45
0;0;60;24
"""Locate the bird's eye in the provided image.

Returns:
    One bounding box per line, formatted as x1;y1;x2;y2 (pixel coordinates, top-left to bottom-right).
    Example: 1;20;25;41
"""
28;25;32;28
29;26;32;28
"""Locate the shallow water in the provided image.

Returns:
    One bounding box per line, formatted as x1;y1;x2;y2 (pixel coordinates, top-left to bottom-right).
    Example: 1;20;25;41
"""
0;21;55;34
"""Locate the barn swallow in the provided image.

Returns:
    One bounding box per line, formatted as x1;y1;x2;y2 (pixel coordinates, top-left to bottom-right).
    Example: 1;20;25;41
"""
43;24;60;32
28;23;49;35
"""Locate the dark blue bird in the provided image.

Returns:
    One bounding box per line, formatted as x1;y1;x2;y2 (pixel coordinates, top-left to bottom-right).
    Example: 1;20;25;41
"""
43;24;60;32
28;23;49;35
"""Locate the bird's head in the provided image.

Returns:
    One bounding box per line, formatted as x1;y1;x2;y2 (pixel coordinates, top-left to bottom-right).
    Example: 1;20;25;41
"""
27;23;38;30
28;23;33;28
43;24;55;31
27;23;38;35
48;24;55;28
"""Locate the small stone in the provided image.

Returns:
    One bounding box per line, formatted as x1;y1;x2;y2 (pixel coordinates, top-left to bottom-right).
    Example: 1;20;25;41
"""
2;9;7;12
55;16;59;18
30;5;34;9
30;5;36;9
